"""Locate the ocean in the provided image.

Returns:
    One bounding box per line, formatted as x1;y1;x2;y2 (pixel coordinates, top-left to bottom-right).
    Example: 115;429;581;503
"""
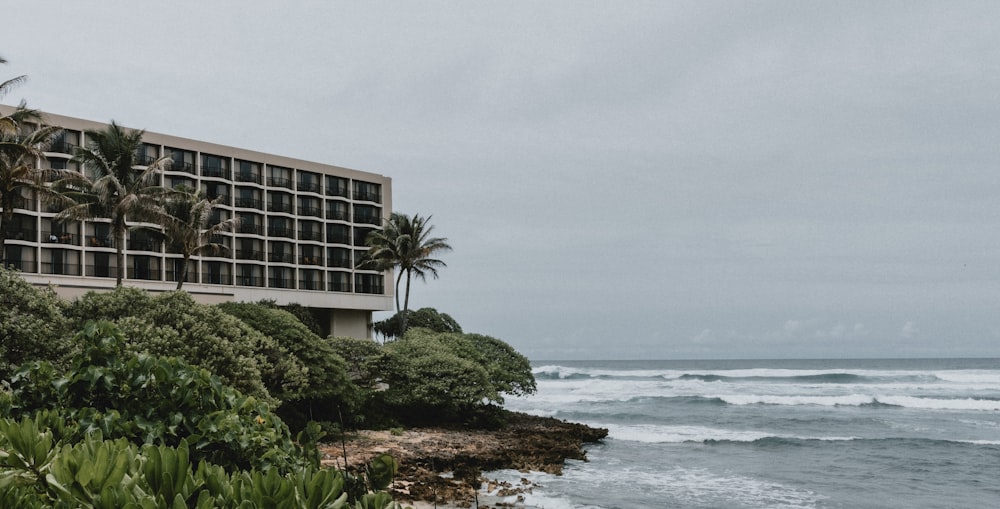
486;358;1000;509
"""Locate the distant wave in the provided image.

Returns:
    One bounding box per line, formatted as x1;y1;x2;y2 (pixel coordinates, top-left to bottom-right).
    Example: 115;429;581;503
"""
534;365;951;385
678;373;872;383
714;394;1000;411
605;424;1000;447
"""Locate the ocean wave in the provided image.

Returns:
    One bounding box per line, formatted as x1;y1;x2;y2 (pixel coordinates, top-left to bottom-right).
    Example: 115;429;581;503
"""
713;394;1000;410
678;373;872;383
604;423;858;444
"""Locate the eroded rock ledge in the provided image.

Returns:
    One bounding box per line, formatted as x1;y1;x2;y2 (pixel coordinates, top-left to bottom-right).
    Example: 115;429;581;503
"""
320;412;608;506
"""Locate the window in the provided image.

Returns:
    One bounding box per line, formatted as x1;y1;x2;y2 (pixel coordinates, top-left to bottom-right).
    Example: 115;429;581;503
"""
50;130;80;154
326;200;349;221
235;188;262;209
268;240;295;264
267;191;293;213
328;271;351;292
267;165;292;188
201;154;229;179
298;220;323;241
297;171;321;193
353;204;381;225
325;176;348;197
327;224;350;244
353;180;381;203
137;143;159;166
327;247;351;268
236;160;262;184
268;217;294;238
237;264;264;286
353;227;375;247
354;273;384;294
168;148;196;173
298;196;322;217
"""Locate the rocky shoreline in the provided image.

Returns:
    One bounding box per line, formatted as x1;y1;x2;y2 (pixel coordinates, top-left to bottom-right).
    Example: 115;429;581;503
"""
320;412;608;507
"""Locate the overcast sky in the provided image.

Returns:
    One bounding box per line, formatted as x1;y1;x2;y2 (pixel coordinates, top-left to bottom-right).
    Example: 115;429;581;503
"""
4;1;1000;359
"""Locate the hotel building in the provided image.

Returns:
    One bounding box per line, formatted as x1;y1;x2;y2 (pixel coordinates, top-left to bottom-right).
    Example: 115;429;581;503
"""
0;106;393;338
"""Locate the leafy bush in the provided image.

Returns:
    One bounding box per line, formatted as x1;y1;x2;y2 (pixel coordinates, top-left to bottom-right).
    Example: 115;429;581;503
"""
0;414;408;508
0;267;72;379
64;288;311;402
5;321;310;473
218;302;359;427
373;308;462;340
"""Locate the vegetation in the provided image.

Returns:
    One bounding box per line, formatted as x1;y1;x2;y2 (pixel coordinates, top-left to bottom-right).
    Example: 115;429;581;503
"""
54;121;172;286
0;56;61;264
361;213;451;335
159;185;240;289
0;267;72;380
0;321;407;508
217;302;359;429
373;307;462;340
62;287;297;402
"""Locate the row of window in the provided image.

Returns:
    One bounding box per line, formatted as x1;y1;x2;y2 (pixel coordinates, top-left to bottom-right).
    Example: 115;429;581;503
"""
44;132;382;203
3;246;384;294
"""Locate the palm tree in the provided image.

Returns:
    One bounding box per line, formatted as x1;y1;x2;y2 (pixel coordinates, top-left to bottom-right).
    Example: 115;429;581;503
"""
0;56;61;264
363;212;452;334
55;122;170;286
159;185;240;289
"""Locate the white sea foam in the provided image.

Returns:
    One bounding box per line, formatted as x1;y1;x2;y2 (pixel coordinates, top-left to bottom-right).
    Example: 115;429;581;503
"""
876;395;1000;411
715;393;878;407
604;423;859;443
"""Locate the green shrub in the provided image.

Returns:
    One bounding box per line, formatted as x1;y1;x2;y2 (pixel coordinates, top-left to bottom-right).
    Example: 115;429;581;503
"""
373;308;462;340
218;302;359;427
64;288;311;402
5;321;309;473
0;267;72;379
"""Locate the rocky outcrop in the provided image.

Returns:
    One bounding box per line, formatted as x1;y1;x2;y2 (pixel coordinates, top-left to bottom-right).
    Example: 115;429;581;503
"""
320;412;607;506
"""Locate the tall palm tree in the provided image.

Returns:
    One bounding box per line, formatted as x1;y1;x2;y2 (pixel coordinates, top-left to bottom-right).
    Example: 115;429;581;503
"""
159;185;240;289
363;212;452;334
55;122;170;286
0;56;61;264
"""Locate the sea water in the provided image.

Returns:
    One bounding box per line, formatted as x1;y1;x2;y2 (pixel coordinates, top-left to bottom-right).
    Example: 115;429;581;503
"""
487;359;1000;508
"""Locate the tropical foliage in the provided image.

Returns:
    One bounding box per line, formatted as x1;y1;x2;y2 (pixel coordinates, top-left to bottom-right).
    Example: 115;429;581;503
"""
373;307;462;340
159;185;240;289
0;267;72;380
0;321;408;508
0;56;61;264
361;213;451;334
54;121;171;286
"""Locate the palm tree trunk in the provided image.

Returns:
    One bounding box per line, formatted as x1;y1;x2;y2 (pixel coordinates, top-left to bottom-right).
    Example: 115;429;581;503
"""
0;209;9;266
177;254;190;290
394;270;405;313
401;269;413;335
114;218;126;286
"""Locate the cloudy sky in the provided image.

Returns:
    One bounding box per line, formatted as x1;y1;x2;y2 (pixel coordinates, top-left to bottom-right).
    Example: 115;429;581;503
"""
4;1;1000;359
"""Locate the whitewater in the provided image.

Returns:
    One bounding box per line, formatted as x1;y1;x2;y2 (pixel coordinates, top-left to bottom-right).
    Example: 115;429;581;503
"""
487;358;1000;508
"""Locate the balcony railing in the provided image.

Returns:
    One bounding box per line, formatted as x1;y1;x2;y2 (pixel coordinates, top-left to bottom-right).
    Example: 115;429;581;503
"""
136;154;159;166
326;209;349;221
297;181;321;193
235;172;262;184
87;236;114;248
354;214;381;226
298;205;323;217
40;262;81;276
326;184;349;197
298;279;323;291
3;260;36;272
299;230;323;242
48;141;77;154
169;161;196;174
85;264;118;278
202;166;230;179
203;273;233;285
236;275;265;287
237;224;265;236
267;176;293;189
268;277;294;289
328;280;351;292
353;191;381;203
208;194;231;206
234;197;263;209
268;202;293;214
235;249;265;261
4;228;36;241
127;267;160;280
268;226;296;239
268;252;296;264
327;232;351;245
300;255;323;265
327;256;351;268
127;239;162;252
42;232;78;245
355;284;385;295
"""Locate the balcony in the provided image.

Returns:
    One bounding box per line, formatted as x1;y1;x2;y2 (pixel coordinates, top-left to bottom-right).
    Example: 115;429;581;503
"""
300;255;323;265
298;278;323;291
236;275;265;287
169;161;196;174
327;256;351;269
297;181;321;193
40;262;81;276
42;232;79;245
127;267;160;281
267;176;293;189
235;249;265;261
268;202;293;214
327;232;350;245
87;236;114;248
355;283;385;295
328;280;351;292
237;224;265;236
326;209;349;221
234;197;263;209
235;172;262;184
298;205;322;218
204;273;232;285
48;141;77;154
267;226;296;239
136;154;159;166
353;191;381;203
128;239;162;252
201;166;230;179
268;252;296;264
268;277;294;289
299;230;323;242
86;264;118;278
354;214;381;226
4;228;36;241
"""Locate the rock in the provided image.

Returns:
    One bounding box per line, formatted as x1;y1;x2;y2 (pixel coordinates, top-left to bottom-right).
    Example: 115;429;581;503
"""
319;412;607;506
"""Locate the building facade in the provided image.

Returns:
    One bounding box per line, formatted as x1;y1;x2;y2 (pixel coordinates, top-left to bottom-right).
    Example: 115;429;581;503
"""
0;106;393;338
